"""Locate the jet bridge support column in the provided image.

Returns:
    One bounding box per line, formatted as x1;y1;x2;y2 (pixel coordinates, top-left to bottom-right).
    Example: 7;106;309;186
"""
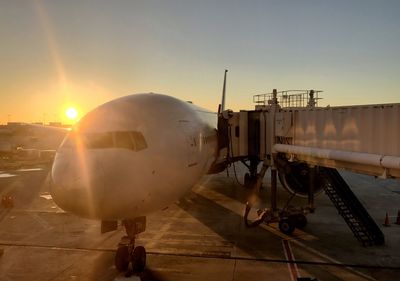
308;166;316;212
271;168;277;211
248;156;259;181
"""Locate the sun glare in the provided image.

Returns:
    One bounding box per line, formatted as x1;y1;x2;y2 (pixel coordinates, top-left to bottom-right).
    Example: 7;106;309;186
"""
66;107;78;120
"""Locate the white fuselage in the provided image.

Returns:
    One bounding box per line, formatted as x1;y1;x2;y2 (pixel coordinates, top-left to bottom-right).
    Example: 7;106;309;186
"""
51;94;218;220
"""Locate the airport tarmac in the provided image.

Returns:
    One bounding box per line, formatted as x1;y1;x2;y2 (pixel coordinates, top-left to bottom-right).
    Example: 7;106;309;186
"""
0;164;399;281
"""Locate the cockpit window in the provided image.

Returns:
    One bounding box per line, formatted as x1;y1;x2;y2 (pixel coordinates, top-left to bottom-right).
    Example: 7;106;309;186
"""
62;130;147;151
131;131;147;151
114;131;135;150
85;133;113;149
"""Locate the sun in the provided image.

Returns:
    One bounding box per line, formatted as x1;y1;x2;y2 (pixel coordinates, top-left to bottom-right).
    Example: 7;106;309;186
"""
65;107;78;120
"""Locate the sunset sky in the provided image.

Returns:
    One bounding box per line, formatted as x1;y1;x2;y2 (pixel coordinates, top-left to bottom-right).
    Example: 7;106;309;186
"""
1;0;400;124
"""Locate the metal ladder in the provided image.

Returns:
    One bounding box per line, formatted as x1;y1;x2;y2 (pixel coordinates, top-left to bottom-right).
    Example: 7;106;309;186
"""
319;167;385;246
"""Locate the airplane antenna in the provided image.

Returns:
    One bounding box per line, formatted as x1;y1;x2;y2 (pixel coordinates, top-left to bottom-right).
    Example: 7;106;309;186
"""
220;69;228;113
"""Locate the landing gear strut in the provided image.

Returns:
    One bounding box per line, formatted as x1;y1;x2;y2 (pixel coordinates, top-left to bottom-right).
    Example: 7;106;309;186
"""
115;217;147;272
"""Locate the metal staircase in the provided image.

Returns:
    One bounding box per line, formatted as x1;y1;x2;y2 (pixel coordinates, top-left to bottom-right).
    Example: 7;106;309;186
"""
319;167;385;246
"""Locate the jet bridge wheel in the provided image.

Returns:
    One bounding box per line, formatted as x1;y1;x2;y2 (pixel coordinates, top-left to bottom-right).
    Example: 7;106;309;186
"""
293;214;307;229
279;218;296;235
277;161;324;198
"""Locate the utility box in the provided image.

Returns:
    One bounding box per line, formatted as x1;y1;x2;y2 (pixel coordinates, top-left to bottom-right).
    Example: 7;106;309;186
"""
228;111;248;159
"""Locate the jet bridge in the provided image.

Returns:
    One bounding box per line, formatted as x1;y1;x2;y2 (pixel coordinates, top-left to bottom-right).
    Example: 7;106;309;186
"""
221;89;400;245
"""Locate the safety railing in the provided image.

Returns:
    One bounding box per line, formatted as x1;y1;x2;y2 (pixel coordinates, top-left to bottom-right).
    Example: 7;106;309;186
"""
253;89;322;108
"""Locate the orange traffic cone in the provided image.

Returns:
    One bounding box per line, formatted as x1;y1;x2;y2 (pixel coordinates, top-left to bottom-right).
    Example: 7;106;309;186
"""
383;212;391;227
395;210;400;225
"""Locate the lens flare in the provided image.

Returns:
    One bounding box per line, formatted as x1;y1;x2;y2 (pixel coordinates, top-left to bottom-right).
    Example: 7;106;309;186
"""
66;107;78;120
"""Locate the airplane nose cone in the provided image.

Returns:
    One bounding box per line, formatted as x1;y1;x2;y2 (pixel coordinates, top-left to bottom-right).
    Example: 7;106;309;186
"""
51;150;105;219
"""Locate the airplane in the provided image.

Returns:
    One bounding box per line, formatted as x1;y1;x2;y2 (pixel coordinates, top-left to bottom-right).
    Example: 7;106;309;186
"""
50;92;225;272
50;73;320;272
48;69;399;274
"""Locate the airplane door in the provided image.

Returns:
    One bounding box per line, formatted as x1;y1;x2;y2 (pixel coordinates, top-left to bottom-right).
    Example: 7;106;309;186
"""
178;120;198;167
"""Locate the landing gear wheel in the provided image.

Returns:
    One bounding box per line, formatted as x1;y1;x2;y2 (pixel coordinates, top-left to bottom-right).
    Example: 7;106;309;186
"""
115;245;130;272
293;214;308;229
279;218;295;235
131;246;146;272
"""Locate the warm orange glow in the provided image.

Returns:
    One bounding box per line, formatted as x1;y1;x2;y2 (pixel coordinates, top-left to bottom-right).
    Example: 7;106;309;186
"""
65;107;78;120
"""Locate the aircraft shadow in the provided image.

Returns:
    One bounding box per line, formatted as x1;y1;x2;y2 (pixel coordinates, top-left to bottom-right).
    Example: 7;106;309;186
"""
177;190;284;260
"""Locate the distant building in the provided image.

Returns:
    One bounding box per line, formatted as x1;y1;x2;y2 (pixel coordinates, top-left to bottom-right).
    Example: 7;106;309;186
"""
7;122;23;127
49;122;62;127
0;122;68;151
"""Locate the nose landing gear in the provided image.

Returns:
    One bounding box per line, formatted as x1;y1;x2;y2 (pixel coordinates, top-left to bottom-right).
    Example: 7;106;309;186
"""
115;217;147;273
